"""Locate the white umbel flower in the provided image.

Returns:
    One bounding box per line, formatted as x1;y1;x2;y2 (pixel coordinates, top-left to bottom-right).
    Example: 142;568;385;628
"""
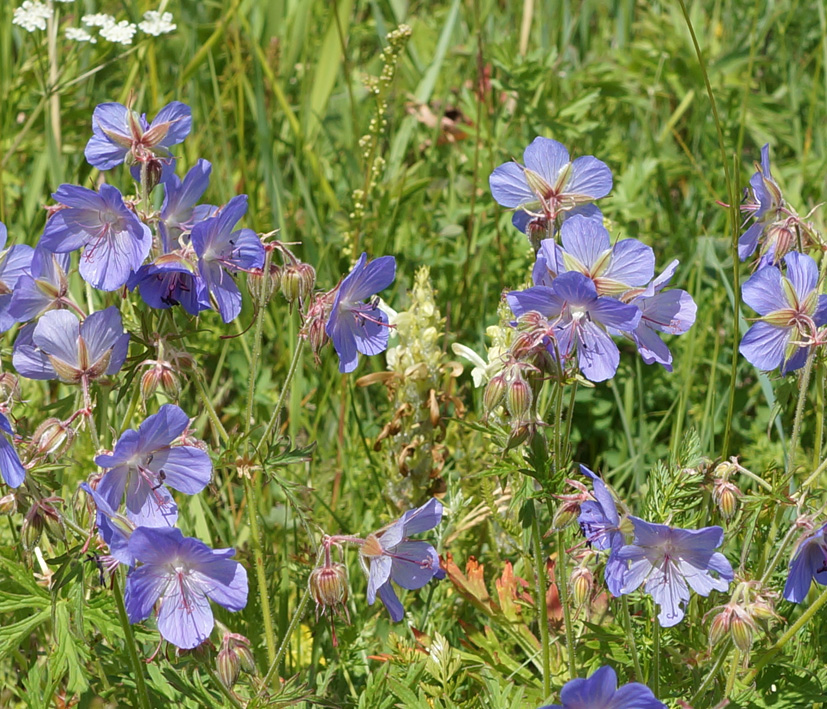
65;27;95;43
82;13;116;28
138;10;176;36
99;20;137;45
12;1;53;33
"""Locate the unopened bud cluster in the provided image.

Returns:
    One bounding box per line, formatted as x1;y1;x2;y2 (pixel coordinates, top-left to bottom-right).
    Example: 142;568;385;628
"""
216;632;255;689
708;580;779;652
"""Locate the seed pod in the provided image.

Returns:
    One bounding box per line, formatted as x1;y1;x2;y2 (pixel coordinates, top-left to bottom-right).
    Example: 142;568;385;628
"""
731;613;753;653
483;372;507;412
217;647;241;689
506;374;532;421
309;562;349;609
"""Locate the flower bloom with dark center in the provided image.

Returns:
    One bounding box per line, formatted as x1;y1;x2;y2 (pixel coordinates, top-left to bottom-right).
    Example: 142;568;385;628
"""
191;195;265;323
489;137;612;235
84;101;192;173
124;526;248;649
739;252;827;374
359;498;443;622
783;522;827;603
507;271;641;382
95;404;211;527
616;517;733;627
577;465;626;596
40;184;151;291
538;665;666;709
325;252;396;373
0;221;35;331
0;412;26;488
532;215;654;296
12;307;129;383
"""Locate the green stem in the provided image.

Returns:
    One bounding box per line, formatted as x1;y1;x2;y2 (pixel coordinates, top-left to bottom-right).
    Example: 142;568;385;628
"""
556;529;576;679
676;0;740;459
244;474;278;668
725;648;739;698
787;350;815;473
119;384;142;433
256;338;305;454
112;573;152;709
652;618;660;698
204;666;245;709
193;370;229;443
621;596;643;682
244;254;271;454
690;638;731;705
531;509;551;697
257;586;311;700
745;585;827;683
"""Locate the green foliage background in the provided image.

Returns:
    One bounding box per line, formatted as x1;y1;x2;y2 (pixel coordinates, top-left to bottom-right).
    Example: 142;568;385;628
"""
2;0;827;707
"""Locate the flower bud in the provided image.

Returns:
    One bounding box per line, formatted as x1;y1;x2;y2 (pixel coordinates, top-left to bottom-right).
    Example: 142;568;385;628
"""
504;422;532;451
217;647;241;689
0;372;20;401
506;374;532;421
31;418;74;457
731;613;754;653
571;566;593;606
708;610;730;647
281;262;315;303
309;562;349;610
713;479;741;520
552;500;580;531
0;493;16;515
21;513;43;551
140;361;181;400
483;372;507;412
248;263;282;308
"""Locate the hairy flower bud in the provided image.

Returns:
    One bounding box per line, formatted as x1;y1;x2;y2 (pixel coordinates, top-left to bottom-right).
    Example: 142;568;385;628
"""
281;262;316;303
0;493;16;515
31;418;74;457
217;646;241;689
140;360;181;400
309;562;349;610
483;372;507;412
708;609;730;647
21;512;44;551
730;613;754;653
713;478;742;520
506;374;532;421
248;262;283;308
571;566;593;606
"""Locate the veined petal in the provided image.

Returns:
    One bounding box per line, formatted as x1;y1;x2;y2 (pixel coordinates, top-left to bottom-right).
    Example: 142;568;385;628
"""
377;581;405;622
742;265;785;315
390;541;440;590
401;498;443;535
124;565;168;623
784;251;818;302
565;155;613;200
367;555;392;604
605;239;655;287
645;563;689;627
559;215;611;271
151;101;192;147
32;310;80;367
577;319;621;382
149;446;211;494
489;162;536;208
338;254;396;303
137;404;189;451
523;137;570;184
738;222;764;261
739;321;790;371
506;285;560;319
157;580;214;649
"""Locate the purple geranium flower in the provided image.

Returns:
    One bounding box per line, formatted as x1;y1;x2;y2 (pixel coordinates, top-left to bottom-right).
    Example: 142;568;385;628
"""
95;404;211;527
507;272;641;382
124;526;248;649
739;144;786;263
85;101;192;172
159;159;216;249
40;184;151;291
578;465;626;596
739;252;827;374
8;248;71;325
489;138;612;235
12;307;129;383
620;261;697;372
191;195;265;323
0;222;36;332
80;482;134;568
533;216;654;296
325;253;396;374
616;517;733;627
0;412;26;489
539;665;666;709
359;498;443;622
783;522;827;603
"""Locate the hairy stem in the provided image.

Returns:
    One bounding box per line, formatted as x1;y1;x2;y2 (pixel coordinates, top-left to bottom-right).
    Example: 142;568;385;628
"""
112;573;152;709
531;508;551;697
256;337;305;454
556;529;576;679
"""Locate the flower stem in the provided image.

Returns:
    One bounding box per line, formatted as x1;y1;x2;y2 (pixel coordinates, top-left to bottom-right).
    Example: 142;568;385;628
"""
112;573;152;709
531;508;551;698
744;585;827;684
204;665;245;709
244;255;270;453
620;596;643;681
257;585;311;698
256;337;305;455
556;529;576;680
652;618;660;697
690;638;731;705
725;648;739;698
787;349;815;473
193;370;229;444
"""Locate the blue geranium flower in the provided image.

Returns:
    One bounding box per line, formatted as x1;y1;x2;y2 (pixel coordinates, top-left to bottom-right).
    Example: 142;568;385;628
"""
325;253;396;374
0;413;26;489
783;522;827;603
739;252;827;374
359;498;443;622
124;526;248;649
40;184;151;291
616;517;733;627
539;665;666;709
95;404;212;528
578;465;626;596
489;137;612;235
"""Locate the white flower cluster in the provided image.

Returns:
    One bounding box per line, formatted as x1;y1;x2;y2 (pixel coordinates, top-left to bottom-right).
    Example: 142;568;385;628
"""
12;1;52;33
13;4;177;46
138;11;176;36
